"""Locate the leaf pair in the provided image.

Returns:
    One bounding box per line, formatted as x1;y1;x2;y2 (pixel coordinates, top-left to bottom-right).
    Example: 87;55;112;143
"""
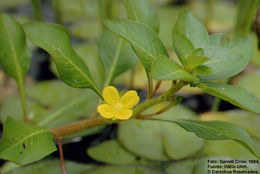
173;11;252;80
104;1;198;82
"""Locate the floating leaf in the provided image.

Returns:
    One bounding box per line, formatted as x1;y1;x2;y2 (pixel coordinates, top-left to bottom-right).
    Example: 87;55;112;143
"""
87;140;140;164
0;117;57;165
203;139;260;160
98;30;137;85
155;118;260;158
118;105;204;161
23;22;101;97
104;19;168;71
3;159;94;174
165;160;196;174
123;0;159;32
200;110;260;139
196;81;260;114
82;165;162;174
151;55;199;81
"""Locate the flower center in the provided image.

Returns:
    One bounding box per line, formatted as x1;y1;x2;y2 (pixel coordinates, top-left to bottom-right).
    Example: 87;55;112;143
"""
113;103;123;112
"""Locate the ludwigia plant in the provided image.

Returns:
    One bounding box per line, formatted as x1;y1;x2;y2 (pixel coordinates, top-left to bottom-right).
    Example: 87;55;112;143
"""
0;0;260;173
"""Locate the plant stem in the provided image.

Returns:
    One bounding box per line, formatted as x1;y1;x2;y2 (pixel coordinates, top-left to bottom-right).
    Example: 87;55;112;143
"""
211;78;231;112
152;80;162;96
30;0;43;21
18;79;28;122
134;81;186;116
146;71;153;99
51;118;112;137
51;81;187;137
204;0;215;29
56;136;67;174
136;96;183;118
129;66;136;89
211;97;221;112
234;0;259;36
51;0;62;24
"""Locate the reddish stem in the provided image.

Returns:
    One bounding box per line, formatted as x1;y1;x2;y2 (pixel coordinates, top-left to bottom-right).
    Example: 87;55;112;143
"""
57;136;67;174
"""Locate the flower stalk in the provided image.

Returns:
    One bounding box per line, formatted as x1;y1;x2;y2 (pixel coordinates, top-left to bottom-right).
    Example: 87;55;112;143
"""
51;81;187;137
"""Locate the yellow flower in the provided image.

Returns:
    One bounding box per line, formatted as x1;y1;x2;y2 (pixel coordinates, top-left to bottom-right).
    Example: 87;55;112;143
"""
98;86;140;120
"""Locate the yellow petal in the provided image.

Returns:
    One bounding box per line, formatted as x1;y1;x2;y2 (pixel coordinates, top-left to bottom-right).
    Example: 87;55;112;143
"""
115;109;133;120
97;104;115;119
103;86;119;105
120;90;139;109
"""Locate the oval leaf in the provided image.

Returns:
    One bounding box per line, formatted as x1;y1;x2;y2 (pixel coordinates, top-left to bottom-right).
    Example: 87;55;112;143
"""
2;160;93;174
98;30;137;85
104;19;168;71
196;81;260;114
87;140;139;164
23;22;101;97
0;117;57;165
153;118;260;159
123;0;159;32
172;30;195;66
118;105;204;161
198;46;243;79
0;13;30;84
151;55;199;82
82;165;162;174
173;11;209;48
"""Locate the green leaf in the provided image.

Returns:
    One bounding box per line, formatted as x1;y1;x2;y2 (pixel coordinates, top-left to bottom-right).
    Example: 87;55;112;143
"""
51;44;105;88
98;30;137;86
122;0;159;33
223;37;252;74
151;55;199;81
3;159;94;174
172;30;195;66
198;46;242;79
165;160;196;174
118;105;204;161
154;118;260;159
87;140;140;164
0;13;30;84
104;19;168;71
173;11;209;48
186;56;209;72
200;110;260;140
0;96;47;124
234;71;260;101
209;33;225;46
189;48;204;56
0;117;57;165
82;165;162;174
196;81;260;114
0;13;31;120
23;22;101;97
203;139;260;160
203;35;252;79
